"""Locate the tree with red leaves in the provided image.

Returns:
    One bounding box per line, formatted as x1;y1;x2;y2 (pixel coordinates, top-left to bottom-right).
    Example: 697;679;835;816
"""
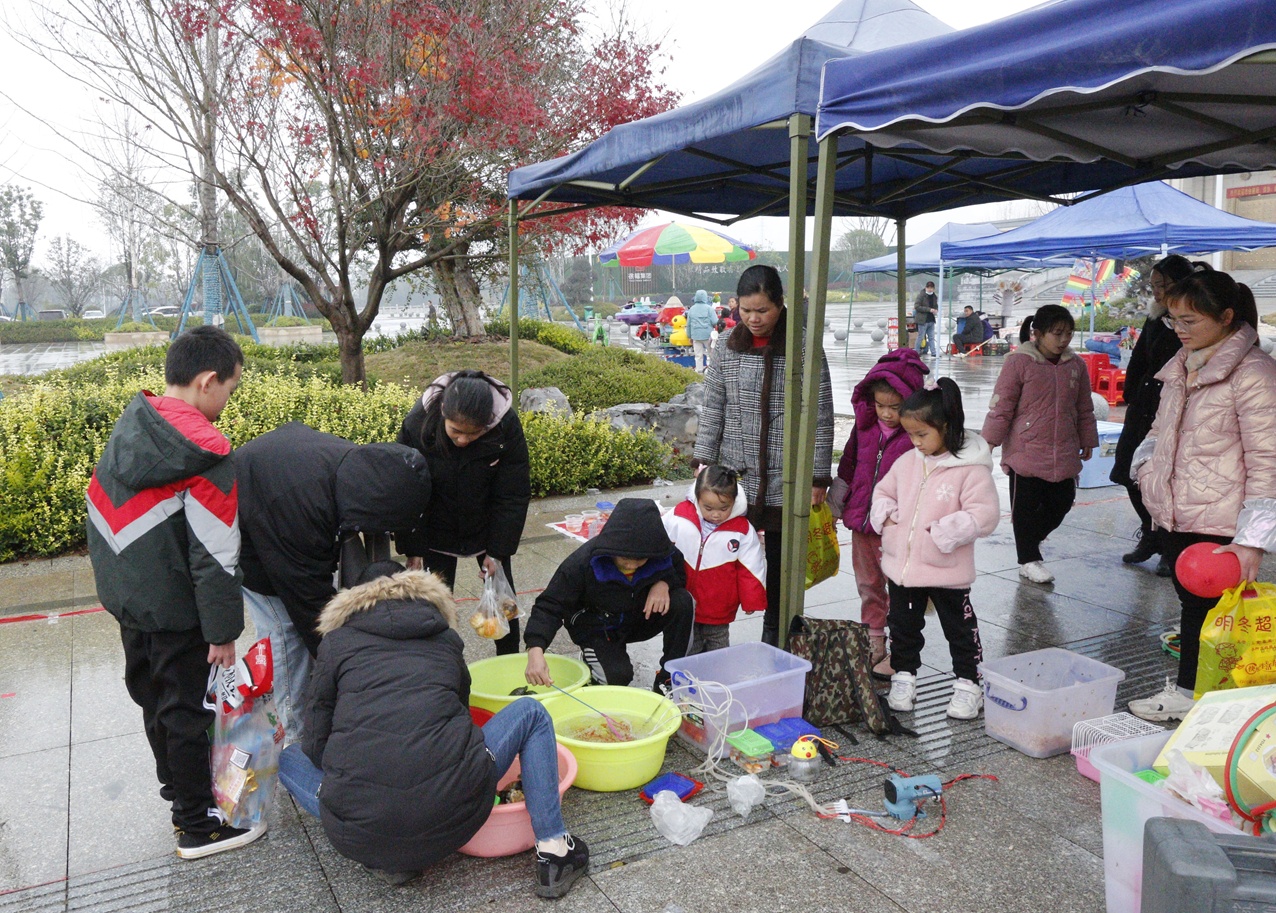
31;0;677;383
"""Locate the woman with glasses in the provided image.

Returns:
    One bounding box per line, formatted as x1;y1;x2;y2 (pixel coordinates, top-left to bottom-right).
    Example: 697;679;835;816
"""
1110;256;1202;575
1129;270;1276;721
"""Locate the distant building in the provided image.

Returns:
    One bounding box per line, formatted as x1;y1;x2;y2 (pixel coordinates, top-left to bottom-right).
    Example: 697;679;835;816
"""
1170;172;1276;271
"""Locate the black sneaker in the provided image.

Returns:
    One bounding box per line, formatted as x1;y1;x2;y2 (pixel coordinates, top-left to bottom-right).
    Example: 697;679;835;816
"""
536;835;589;899
1156;555;1174;578
176;822;267;859
1122;532;1157;565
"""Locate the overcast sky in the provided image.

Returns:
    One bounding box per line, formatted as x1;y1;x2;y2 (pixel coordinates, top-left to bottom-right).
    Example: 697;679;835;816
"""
0;0;1044;262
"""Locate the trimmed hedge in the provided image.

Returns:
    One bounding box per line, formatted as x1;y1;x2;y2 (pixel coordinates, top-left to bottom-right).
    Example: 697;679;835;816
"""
484;317;590;355
520;347;698;413
0;356;667;560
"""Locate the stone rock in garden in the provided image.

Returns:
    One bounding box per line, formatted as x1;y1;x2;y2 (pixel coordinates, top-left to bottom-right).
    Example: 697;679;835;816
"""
1091;392;1110;422
589;402;700;453
519;386;571;414
669;382;706;407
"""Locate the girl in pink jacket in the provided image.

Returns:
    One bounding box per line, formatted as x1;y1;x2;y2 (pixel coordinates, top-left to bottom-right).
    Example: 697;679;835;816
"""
982;304;1099;585
871;379;1001;720
663;466;767;655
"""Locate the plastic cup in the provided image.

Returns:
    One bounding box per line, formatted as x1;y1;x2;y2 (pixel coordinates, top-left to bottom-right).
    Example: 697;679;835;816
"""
565;514;583;532
582;509;601;522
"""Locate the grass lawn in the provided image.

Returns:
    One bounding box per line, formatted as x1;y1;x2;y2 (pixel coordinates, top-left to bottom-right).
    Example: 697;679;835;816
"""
366;337;571;390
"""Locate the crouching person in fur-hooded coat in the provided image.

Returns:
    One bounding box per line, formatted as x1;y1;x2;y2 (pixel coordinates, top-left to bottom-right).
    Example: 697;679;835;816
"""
284;564;591;895
300;569;497;872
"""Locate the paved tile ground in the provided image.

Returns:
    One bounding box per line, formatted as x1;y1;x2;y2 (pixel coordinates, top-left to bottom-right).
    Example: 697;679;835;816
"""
3;333;1276;913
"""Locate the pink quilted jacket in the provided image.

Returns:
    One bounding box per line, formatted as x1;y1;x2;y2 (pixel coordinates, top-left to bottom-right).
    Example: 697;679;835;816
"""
869;432;1001;589
982;340;1099;483
1138;324;1276;536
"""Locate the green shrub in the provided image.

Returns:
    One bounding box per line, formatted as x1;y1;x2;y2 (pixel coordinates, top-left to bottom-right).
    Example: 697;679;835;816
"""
0;357;674;558
267;315;312;327
484;317;590;355
113;321;167;334
520;347;697;413
522;411;669;497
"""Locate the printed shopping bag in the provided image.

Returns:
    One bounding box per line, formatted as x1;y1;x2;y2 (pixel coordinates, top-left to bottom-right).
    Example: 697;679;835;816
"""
787;616;892;734
805;502;840;589
1195;582;1276;699
205;638;284;828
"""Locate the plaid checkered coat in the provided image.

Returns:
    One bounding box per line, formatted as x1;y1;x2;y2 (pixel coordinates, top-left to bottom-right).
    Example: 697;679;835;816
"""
693;311;834;531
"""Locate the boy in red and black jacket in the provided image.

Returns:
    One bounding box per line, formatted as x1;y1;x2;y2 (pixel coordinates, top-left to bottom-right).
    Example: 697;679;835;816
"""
86;326;262;860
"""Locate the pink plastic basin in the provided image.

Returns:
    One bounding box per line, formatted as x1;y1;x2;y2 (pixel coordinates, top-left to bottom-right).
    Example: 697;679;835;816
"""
457;743;577;858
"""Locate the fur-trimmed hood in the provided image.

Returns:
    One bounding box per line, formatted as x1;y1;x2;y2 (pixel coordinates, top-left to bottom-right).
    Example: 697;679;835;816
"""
317;570;457;637
1014;337;1078;364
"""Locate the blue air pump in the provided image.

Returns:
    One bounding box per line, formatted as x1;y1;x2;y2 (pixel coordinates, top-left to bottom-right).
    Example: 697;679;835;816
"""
883;774;943;820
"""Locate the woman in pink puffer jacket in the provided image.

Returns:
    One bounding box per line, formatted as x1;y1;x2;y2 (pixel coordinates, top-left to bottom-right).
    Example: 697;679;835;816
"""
1128;271;1276;722
982;304;1099;585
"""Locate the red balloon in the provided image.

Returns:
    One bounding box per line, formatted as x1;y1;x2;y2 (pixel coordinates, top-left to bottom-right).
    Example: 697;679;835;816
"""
1174;543;1243;598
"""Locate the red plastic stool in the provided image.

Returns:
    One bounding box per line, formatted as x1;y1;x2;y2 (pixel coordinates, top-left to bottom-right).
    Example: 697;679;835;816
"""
1095;367;1127;406
1077;352;1109;391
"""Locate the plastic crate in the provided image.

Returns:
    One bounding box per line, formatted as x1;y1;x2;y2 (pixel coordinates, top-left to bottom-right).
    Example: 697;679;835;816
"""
1071;713;1164;782
979;648;1125;758
665;642;810;757
1078;421;1125;489
1092;731;1244;913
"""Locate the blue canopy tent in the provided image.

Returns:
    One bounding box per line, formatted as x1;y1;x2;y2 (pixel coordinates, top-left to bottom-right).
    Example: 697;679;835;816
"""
506;0;954;644
851;221;1069;349
940;181;1276;263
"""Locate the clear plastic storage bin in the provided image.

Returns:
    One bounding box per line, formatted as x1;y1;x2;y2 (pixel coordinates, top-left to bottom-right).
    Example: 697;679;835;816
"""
665;642;810;757
979;648;1125;758
1092;731;1243;913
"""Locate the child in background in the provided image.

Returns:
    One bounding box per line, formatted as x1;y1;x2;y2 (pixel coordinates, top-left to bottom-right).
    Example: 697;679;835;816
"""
982;304;1098;584
828;348;929;677
871;379;1000;720
663;466;767;654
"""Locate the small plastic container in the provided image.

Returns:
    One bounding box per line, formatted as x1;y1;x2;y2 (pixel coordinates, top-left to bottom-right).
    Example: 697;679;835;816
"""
1070;712;1163;782
726;729;774;774
788;754;822;783
596;501;615;518
754;717;820;768
564;514;584;533
978;647;1125;758
666;643;811;757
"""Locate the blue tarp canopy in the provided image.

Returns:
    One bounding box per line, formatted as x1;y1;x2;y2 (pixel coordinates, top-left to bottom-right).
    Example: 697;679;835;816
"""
853;221;1069;273
940;182;1276;264
506;0;952;219
812;0;1276;218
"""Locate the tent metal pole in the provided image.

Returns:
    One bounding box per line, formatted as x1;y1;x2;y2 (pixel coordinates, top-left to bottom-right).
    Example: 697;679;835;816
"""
896;220;908;347
508;200;520;397
939;259;947;352
844;271;856;354
778;112;810;649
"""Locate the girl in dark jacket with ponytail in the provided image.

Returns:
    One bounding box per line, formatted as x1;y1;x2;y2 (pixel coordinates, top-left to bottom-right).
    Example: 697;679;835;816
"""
397;370;532;655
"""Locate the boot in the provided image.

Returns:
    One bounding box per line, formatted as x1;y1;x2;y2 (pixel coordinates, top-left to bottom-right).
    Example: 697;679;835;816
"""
1122;528;1158;565
869;635;894;679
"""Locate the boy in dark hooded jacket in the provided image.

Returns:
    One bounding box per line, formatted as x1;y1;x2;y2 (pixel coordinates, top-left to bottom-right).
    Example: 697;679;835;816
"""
524;498;694;691
87;326;261;859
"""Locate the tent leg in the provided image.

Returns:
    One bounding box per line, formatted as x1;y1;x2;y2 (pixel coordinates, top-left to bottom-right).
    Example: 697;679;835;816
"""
509;200;520;397
843;272;856;354
778;112;810;650
896;220;907;347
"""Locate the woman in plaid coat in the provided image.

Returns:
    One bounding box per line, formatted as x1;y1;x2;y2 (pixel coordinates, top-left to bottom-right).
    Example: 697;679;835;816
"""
692;265;835;645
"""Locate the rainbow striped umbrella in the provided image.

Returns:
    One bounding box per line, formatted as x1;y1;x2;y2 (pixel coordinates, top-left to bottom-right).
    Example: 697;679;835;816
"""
599;222;758;267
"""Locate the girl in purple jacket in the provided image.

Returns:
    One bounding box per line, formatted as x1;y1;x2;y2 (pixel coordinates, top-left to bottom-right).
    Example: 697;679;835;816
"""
982;305;1098;585
829;349;928;677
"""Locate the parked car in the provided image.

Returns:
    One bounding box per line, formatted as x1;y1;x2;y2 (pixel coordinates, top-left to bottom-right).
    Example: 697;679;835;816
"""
82;309;106;320
37;309;68;321
148;306;181;318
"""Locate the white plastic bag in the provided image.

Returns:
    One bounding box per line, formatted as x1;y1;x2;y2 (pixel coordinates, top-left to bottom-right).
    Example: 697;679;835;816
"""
490;566;524;622
650;790;713;845
205;639;284;828
727;774;767;820
1161;749;1232;823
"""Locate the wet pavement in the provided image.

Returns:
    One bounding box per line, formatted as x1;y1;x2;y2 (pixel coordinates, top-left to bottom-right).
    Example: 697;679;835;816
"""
4;329;1276;913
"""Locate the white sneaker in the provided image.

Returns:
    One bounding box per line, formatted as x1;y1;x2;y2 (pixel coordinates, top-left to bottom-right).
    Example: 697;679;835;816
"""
1019;561;1055;584
888;672;917;712
947;679;983;720
1129;677;1196;722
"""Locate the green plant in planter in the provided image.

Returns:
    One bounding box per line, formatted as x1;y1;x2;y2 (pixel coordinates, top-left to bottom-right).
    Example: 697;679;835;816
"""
112;321;166;334
268;316;312;327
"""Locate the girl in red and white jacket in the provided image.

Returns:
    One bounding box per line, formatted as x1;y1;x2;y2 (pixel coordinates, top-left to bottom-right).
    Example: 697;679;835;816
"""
663;466;767;655
871;379;1001;721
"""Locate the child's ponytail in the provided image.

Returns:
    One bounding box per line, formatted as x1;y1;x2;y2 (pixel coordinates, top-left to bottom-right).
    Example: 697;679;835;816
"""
936;377;966;456
898;377;967;455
